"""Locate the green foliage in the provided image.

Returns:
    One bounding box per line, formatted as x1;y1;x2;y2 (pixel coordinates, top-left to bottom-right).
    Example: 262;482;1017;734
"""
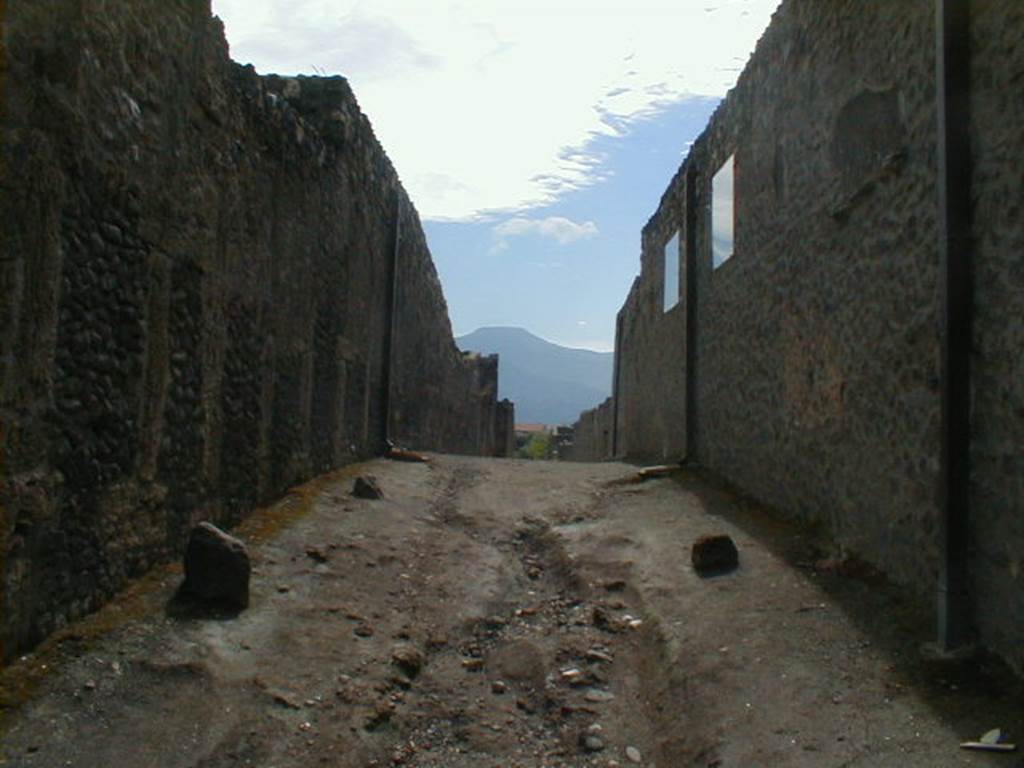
519;432;552;460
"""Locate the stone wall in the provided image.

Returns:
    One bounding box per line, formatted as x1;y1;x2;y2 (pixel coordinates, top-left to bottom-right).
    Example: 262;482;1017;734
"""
495;400;516;459
570;397;614;463
613;272;689;463
968;0;1024;672
594;0;1024;672
0;0;509;661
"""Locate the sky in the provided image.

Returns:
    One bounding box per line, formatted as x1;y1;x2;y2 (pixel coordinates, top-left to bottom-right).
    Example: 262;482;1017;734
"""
211;0;781;351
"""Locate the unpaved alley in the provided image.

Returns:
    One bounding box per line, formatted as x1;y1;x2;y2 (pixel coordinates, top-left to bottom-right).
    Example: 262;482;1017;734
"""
1;455;1020;767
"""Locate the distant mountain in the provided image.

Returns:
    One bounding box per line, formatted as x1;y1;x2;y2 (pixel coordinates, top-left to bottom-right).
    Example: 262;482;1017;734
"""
457;327;613;425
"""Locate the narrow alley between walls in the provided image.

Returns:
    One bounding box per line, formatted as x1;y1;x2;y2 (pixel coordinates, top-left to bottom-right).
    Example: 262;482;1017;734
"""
2;455;1020;767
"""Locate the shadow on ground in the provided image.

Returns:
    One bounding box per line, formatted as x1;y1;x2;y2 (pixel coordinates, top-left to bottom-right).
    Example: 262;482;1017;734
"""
164;587;245;622
673;464;1024;747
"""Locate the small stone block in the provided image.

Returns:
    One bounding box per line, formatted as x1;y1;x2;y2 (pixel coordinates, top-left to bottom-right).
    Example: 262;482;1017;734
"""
692;534;739;576
352;475;383;499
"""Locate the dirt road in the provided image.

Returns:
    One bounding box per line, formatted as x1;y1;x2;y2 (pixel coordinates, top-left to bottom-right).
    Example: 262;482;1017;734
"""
1;455;1020;767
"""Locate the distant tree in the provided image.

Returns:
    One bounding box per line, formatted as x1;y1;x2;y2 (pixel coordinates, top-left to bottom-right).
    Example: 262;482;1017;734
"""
520;432;552;460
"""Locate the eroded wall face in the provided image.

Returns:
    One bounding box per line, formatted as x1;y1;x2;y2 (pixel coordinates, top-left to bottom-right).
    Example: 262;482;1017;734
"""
609;0;1024;672
1;0;503;660
615;220;689;463
571;398;614;463
969;0;1024;673
687;0;942;597
494;400;515;459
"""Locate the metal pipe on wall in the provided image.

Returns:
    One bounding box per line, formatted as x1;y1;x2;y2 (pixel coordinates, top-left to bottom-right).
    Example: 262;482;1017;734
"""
684;164;699;460
935;0;973;652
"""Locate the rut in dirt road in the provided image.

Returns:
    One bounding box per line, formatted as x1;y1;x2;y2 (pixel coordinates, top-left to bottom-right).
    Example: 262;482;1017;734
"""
379;463;694;767
1;455;1020;768
0;457;689;768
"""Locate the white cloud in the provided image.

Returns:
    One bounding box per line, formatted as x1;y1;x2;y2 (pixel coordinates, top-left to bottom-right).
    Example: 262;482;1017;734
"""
212;0;782;220
493;216;598;245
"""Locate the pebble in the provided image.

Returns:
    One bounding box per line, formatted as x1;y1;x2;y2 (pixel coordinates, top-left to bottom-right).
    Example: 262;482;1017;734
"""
626;745;642;763
585;688;616;703
491;680;507;694
581;732;605;752
305;546;329;563
561;667;584;683
272;692;301;709
391;644;425;678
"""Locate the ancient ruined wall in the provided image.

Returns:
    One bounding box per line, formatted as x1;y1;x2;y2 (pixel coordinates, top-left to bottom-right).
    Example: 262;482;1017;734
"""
620;0;940;586
495;400;515;459
605;0;1024;672
571;397;614;463
386;217;500;456
0;0;506;660
613;246;689;463
968;0;1024;673
686;1;940;597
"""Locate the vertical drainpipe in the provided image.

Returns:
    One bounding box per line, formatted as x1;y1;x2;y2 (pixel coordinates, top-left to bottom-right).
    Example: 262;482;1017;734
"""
684;164;699;460
935;0;973;651
611;312;623;459
381;190;401;449
0;0;9;665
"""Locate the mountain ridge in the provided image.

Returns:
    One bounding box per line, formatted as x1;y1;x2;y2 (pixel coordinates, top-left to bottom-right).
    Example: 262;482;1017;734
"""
457;326;613;425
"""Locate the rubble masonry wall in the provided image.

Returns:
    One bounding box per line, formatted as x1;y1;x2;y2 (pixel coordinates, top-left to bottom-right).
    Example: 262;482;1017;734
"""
601;0;1024;672
0;0;507;660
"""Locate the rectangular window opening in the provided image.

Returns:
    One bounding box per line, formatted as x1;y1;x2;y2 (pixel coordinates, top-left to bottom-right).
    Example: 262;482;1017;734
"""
663;231;680;313
712;155;735;269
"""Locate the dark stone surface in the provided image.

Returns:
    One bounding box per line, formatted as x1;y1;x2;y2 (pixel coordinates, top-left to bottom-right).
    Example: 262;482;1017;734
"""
182;522;251;609
391;644;425;679
691;534;739;577
352;476;383;500
967;0;1024;677
571;397;614;462
495;400;516;458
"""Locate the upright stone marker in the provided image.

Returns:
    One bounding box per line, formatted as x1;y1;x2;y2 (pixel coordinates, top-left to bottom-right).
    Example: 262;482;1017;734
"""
183;522;251;608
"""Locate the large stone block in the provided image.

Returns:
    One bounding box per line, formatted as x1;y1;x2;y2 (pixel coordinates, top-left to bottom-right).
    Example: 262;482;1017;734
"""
182;522;251;609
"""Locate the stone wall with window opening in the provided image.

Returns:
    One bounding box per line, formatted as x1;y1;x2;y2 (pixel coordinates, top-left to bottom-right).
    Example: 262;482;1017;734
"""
578;0;1024;674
